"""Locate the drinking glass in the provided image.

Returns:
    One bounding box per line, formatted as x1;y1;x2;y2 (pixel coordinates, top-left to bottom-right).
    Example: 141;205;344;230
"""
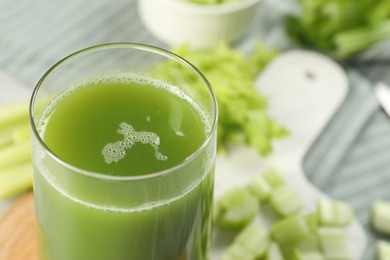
29;43;217;260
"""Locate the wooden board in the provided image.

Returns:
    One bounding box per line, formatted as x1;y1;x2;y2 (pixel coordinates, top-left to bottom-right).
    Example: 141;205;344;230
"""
0;192;37;260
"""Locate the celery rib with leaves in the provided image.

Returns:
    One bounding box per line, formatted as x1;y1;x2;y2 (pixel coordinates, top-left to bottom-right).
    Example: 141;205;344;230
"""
152;42;288;155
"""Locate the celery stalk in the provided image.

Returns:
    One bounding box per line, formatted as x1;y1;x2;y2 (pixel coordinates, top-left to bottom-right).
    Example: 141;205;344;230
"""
0;162;33;200
334;20;390;59
0;102;29;129
0;140;31;170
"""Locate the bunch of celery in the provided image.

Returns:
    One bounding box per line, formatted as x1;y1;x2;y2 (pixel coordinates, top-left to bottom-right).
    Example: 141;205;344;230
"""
0;102;33;200
153;42;288;155
215;168;355;259
286;0;390;59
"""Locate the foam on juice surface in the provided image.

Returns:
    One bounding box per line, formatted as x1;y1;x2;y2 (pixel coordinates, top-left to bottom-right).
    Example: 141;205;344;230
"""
102;122;168;164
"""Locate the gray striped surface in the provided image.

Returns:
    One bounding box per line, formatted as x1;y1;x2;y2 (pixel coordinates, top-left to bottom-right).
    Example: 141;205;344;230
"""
0;0;166;86
2;0;390;259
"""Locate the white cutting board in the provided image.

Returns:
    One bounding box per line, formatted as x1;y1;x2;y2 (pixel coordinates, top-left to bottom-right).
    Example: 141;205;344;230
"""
0;50;366;259
213;50;366;259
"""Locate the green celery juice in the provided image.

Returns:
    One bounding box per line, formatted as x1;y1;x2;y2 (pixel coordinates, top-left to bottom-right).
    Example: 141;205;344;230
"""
34;74;214;260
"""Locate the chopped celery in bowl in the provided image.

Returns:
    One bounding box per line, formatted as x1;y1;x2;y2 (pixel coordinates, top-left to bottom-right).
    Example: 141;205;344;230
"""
137;0;262;49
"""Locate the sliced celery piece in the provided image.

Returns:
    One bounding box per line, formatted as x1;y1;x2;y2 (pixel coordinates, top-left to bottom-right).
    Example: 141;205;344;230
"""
271;215;311;248
222;222;269;260
372;201;390;235
270;184;303;217
317;227;351;259
263;168;285;188
236;222;269;257
0;162;33;200
318;199;353;227
216;187;259;230
247;173;272;202
377;240;390;260
220;200;258;230
0;140;31;170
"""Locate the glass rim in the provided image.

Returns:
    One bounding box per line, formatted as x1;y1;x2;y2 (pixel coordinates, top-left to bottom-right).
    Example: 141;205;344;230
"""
29;42;218;181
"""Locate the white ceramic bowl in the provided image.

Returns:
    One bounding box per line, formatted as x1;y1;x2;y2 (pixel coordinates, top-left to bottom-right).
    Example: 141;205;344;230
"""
137;0;262;49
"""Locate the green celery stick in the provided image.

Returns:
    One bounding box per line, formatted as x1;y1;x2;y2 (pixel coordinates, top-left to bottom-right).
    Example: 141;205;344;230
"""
317;227;351;259
334;20;390;59
0;162;33;200
372;200;390;235
269;184;303;217
0;140;31;170
317;199;353;227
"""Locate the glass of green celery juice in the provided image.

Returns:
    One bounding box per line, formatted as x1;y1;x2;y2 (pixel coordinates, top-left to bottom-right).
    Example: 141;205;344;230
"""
29;43;217;260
